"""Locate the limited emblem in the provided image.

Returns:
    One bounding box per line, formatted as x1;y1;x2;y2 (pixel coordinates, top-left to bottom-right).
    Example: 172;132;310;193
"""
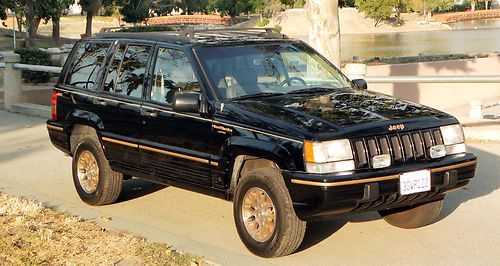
388;124;405;131
213;124;233;134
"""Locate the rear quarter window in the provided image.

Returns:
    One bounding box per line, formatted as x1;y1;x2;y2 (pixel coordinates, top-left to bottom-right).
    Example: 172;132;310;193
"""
65;42;111;90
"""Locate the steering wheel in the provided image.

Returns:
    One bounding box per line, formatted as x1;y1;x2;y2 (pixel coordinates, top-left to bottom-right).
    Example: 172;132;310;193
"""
279;76;307;87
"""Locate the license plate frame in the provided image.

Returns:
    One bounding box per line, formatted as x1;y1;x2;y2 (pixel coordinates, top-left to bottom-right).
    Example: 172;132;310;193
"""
399;170;431;196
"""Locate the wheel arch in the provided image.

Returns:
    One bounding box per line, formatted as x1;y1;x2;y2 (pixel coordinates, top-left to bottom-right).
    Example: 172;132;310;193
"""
65;110;106;156
221;137;299;201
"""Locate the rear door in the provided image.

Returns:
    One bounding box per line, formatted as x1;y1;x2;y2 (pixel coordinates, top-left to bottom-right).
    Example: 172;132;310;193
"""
140;45;213;186
93;41;154;172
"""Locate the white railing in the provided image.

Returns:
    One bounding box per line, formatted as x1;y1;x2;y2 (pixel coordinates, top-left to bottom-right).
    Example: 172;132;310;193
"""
13;63;62;74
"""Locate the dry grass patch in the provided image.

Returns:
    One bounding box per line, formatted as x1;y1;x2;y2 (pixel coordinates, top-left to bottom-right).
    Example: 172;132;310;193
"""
0;193;206;265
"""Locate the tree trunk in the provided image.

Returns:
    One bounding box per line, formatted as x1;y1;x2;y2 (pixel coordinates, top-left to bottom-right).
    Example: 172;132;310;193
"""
52;18;61;45
306;0;341;67
15;14;23;33
471;0;476;11
485;0;489;10
86;13;93;37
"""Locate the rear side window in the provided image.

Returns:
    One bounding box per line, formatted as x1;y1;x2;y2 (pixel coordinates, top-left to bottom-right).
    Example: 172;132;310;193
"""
65;42;110;90
103;44;151;98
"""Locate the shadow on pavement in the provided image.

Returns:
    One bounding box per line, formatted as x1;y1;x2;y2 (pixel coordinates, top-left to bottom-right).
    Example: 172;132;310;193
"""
438;145;500;220
117;178;167;203
297;145;498;253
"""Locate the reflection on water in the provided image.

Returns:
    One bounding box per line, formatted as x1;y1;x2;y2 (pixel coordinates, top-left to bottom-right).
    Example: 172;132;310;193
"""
450;18;500;30
341;27;500;61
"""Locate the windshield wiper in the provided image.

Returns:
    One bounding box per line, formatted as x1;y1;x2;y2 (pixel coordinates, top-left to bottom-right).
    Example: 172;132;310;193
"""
287;86;353;95
286;87;337;95
230;92;285;100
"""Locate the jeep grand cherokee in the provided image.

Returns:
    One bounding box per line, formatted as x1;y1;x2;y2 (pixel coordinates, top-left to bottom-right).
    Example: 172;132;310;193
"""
46;28;477;257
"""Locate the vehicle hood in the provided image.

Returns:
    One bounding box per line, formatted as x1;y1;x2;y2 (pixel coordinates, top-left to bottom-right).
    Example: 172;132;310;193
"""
226;88;454;139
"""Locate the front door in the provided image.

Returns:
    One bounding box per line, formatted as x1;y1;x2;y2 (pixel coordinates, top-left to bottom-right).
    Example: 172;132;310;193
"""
140;46;213;186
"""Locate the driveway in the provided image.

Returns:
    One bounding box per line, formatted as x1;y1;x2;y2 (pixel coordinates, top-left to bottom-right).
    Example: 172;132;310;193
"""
0;110;498;265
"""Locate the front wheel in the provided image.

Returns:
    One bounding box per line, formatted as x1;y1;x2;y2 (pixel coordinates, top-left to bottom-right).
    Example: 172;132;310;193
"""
233;167;306;258
378;199;444;229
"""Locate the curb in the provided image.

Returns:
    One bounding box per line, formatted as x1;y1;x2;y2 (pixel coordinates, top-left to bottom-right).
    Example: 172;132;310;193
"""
9;103;50;119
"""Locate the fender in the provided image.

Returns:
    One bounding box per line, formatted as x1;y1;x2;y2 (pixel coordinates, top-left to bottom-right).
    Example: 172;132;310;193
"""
219;136;299;171
65;109;105;132
64;108;107;156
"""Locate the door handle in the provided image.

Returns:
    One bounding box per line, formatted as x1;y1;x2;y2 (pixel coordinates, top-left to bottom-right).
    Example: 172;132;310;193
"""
141;109;159;117
93;98;107;106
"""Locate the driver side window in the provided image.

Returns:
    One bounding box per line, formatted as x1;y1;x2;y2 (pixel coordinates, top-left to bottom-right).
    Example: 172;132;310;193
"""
151;48;200;104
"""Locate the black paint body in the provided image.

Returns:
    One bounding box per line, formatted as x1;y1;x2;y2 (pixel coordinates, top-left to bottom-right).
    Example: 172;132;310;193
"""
47;32;477;221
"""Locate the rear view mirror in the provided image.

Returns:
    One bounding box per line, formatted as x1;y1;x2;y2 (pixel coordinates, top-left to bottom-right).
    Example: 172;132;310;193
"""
172;93;200;113
352;79;368;90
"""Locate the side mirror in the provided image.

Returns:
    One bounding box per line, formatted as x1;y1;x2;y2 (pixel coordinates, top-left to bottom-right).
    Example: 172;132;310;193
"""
172;93;200;113
352;79;368;90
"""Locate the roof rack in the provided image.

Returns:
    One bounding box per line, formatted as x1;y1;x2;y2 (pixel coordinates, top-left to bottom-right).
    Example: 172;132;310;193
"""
99;24;188;33
182;27;289;43
98;26;289;43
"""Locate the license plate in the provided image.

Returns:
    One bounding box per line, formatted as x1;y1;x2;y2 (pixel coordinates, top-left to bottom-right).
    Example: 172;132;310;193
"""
399;170;431;195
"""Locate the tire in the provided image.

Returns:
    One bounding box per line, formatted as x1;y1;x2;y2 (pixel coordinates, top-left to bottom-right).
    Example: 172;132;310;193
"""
72;133;123;206
378;199;444;229
233;167;306;258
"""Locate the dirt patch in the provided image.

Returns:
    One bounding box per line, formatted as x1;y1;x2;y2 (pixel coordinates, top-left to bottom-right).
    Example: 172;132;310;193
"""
0;193;207;265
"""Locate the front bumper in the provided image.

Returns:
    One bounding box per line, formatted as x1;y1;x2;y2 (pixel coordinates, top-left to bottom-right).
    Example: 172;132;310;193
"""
283;153;477;221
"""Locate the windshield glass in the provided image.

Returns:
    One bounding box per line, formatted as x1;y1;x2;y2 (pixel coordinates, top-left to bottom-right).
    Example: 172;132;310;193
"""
196;42;352;100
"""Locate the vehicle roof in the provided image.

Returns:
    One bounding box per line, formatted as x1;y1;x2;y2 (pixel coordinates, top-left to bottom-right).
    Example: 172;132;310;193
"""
91;28;291;46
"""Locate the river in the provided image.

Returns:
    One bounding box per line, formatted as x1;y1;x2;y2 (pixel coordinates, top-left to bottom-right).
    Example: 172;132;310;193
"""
292;18;500;61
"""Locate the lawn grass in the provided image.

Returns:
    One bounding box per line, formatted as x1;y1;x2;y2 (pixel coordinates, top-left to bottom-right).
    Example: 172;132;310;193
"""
0;193;207;265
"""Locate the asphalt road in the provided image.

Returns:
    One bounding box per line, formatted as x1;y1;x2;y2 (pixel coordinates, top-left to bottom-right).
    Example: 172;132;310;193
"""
0;110;499;265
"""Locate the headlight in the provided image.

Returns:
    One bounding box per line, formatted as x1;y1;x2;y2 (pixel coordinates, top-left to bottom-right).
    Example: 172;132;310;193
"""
440;124;466;155
304;139;355;174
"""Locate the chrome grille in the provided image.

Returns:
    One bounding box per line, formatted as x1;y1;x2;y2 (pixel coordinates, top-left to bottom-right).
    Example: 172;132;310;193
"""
352;128;443;169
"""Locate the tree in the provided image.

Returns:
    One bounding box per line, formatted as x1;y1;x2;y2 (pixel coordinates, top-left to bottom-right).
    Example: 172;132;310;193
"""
120;0;150;24
483;0;489;10
280;0;306;7
38;0;74;45
207;0;251;18
150;0;175;16
79;0;107;36
306;0;341;67
175;0;209;15
471;0;477;11
394;0;411;25
355;0;393;27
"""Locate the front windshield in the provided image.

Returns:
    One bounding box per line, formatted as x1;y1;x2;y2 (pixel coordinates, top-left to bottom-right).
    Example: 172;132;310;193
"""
196;42;352;100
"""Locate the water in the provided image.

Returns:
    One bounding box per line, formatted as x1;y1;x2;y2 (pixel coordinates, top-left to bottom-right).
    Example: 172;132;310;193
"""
341;27;500;61
293;18;500;61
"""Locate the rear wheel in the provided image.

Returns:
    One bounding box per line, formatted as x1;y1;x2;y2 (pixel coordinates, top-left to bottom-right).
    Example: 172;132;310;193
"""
72;133;123;206
378;199;444;229
233;167;306;258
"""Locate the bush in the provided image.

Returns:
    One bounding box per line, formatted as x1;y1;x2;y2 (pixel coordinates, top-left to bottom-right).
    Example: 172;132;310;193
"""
274;24;282;33
14;48;52;84
256;17;270;27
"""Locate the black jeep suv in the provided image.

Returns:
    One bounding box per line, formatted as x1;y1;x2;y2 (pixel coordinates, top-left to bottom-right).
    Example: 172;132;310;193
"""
47;28;477;257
